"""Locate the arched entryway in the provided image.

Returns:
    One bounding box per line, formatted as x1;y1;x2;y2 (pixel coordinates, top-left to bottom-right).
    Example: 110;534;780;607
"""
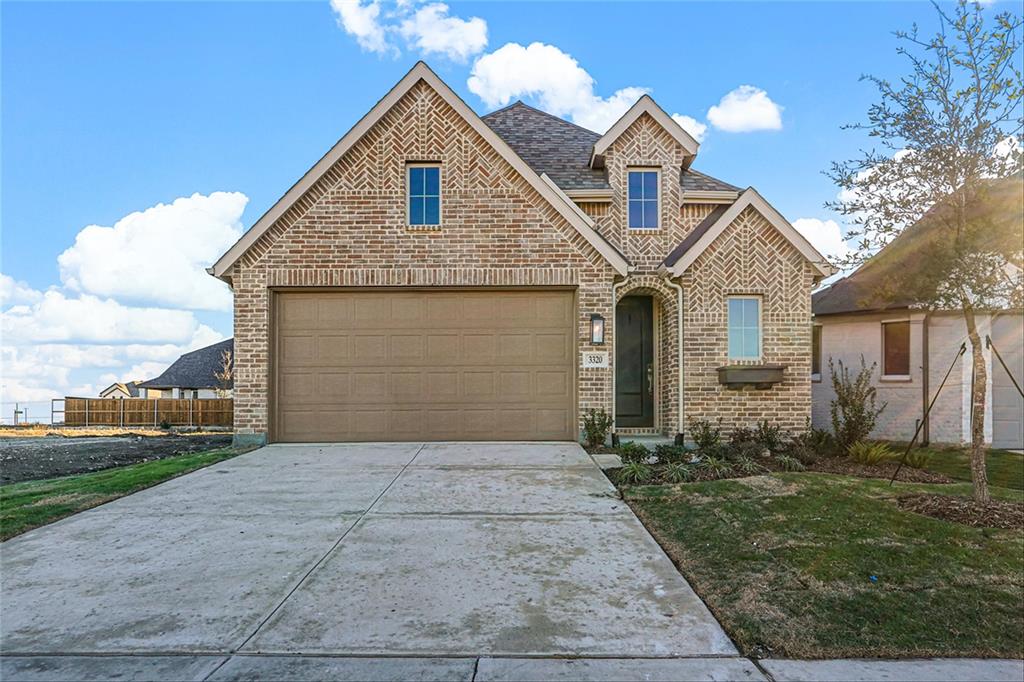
614;277;682;437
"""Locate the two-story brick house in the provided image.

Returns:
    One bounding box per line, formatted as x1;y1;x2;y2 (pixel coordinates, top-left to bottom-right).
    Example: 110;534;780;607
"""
210;63;834;445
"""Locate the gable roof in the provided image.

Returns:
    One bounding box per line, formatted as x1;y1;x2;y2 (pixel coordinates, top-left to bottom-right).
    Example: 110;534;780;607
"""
99;381;142;398
139;339;234;390
591;95;700;167
210;62;629;279
813;176;1024;316
662;187;836;279
481;100;736;197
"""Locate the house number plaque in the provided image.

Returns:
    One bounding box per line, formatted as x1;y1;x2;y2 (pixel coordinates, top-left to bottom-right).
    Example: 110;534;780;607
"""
581;351;609;368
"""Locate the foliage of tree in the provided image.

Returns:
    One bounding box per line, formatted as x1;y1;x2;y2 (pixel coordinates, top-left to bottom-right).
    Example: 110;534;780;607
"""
828;1;1023;502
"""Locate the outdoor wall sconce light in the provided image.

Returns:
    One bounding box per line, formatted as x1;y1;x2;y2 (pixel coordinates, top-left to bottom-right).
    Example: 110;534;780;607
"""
590;313;605;345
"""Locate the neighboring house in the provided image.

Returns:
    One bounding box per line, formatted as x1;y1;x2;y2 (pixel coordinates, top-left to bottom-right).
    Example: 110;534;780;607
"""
137;339;234;399
98;380;143;399
209;62;834;446
812;179;1024;449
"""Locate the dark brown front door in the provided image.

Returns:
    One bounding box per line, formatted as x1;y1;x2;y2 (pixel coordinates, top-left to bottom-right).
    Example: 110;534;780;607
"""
615;296;654;428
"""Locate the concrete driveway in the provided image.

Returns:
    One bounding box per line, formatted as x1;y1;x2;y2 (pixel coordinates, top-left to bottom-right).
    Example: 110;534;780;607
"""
1;442;738;679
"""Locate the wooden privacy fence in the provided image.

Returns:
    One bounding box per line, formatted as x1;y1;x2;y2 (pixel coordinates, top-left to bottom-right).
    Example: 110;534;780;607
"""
62;398;233;428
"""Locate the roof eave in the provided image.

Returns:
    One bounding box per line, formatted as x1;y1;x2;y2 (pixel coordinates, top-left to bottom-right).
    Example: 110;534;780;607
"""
666;187;835;279
589;95;700;169
211;61;630;278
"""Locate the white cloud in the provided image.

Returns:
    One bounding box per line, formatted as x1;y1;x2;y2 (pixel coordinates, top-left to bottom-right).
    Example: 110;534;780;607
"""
330;0;391;55
707;85;783;133
330;0;488;61
57;191;245;312
399;3;487;62
2;290;219;345
672;114;708;143
467;42;647;132
793;218;853;263
0;274;43;306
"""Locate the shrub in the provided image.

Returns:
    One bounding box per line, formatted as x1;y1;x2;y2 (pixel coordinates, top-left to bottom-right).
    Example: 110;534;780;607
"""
734;456;767;476
848;441;895;465
754;419;785;452
902;449;932;470
688;418;722;451
159;420;172;430
581;409;613;448
698;455;733;479
787;443;821;466
663;461;694;483
791;423;836;457
618;460;653;484
729;426;756;446
654;443;688;464
775;453;806;472
618;441;650;464
731;440;767;461
829;357;887;450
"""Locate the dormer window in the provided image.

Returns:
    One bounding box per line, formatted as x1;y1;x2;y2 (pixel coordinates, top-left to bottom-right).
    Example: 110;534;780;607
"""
627;169;659;229
408;163;441;226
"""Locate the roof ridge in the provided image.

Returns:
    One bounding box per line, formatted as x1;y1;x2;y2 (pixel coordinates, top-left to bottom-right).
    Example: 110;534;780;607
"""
483;100;600;137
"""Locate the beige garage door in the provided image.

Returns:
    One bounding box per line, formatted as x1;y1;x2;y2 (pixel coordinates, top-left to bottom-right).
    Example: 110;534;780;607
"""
273;290;576;442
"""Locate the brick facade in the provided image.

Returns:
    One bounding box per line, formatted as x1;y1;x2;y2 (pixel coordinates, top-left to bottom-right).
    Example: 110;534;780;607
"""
224;73;819;444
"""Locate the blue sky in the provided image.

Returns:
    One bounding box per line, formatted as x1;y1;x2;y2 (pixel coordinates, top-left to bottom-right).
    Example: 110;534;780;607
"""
1;0;1018;416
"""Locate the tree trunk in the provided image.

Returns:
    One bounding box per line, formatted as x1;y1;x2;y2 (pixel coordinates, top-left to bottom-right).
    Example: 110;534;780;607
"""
963;305;990;503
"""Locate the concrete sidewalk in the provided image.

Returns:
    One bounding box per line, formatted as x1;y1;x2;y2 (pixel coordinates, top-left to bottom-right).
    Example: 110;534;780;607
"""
1;654;1021;681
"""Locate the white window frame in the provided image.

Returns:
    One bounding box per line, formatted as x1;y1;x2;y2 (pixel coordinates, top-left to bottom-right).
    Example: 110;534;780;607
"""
880;319;912;381
626;167;661;230
727;295;763;362
406;162;442;228
811;323;823;382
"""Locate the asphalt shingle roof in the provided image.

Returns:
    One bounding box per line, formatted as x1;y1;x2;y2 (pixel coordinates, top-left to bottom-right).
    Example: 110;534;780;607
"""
139;339;234;390
481;101;737;194
813;177;1023;316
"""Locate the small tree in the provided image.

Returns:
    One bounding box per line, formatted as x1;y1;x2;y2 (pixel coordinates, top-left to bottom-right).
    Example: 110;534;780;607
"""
828;1;1023;502
214;349;233;398
829;357;888;452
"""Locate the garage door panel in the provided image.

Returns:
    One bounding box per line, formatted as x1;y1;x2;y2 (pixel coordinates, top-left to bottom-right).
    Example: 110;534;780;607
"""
318;335;350;362
274;290;576;442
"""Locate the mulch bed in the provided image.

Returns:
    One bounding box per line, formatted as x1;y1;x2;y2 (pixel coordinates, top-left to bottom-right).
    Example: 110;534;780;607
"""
898;493;1024;529
810;457;954;484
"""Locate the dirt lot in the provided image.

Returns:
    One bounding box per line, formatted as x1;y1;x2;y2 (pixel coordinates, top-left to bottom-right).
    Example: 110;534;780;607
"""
0;434;234;485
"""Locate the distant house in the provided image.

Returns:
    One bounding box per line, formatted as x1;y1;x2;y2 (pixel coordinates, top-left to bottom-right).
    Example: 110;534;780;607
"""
138;339;234;399
812;179;1023;449
99;381;143;399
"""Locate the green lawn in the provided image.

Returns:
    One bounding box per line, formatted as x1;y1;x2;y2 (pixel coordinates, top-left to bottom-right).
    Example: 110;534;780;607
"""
624;473;1024;659
0;448;241;541
895;445;1024;490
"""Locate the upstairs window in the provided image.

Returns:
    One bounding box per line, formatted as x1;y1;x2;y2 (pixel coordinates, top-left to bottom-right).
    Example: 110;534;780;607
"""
627;169;659;229
408;164;440;226
882;320;910;377
728;296;761;361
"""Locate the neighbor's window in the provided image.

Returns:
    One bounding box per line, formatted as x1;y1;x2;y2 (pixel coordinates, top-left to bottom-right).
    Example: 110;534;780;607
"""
728;296;761;361
627;169;659;229
812;325;822;378
882;320;910;377
408;164;440;226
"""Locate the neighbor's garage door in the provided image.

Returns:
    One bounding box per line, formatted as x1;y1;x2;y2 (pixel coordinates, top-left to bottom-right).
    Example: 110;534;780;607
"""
991;314;1023;450
273;290;576;442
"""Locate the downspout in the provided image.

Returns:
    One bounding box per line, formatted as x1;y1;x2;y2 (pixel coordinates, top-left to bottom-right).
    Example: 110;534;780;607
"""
663;275;685;442
922;312;931;446
610;276;628;445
